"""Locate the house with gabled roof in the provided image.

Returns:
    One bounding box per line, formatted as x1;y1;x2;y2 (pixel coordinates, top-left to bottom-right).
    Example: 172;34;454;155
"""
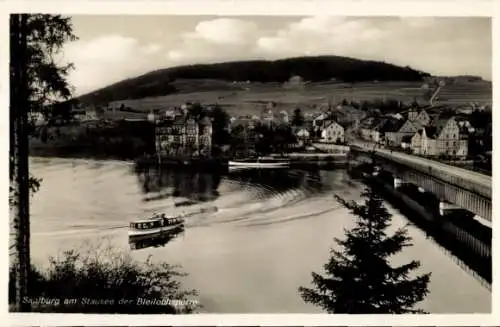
409;116;468;158
410;126;438;156
312;112;328;131
432;116;461;155
292;125;311;147
407;109;431;126
383;118;422;146
321;120;345;144
359;117;386;143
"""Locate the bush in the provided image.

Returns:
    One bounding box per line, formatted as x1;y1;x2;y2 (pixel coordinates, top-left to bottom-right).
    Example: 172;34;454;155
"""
9;241;200;313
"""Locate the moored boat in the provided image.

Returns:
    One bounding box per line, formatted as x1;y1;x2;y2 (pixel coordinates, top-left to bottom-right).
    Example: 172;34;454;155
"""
128;213;184;241
228;156;290;169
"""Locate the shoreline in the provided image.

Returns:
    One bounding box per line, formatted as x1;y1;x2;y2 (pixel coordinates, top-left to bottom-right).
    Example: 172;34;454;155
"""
30;146;350;169
29;151;135;163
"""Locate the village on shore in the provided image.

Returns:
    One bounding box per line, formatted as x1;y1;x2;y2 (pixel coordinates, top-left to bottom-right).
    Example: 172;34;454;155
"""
27;80;492;173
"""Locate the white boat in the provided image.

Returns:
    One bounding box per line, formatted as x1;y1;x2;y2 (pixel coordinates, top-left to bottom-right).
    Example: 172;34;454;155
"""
128;213;184;241
228;156;290;169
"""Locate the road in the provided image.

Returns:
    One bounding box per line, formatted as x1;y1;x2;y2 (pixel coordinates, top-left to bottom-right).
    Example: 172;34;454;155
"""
351;141;492;190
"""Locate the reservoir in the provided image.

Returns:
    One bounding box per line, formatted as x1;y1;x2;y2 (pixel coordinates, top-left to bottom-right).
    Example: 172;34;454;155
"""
25;157;490;313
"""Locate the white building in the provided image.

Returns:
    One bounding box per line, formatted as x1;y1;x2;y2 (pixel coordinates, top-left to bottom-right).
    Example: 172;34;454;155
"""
321;121;345;143
148;112;156;123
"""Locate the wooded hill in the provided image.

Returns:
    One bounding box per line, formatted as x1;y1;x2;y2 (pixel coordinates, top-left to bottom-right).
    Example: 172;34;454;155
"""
77;55;431;104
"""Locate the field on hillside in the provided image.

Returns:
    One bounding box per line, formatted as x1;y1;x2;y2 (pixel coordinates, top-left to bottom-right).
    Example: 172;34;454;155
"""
107;80;492;115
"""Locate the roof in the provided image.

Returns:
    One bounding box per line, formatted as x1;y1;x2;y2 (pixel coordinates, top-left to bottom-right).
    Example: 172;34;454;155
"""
101;111;146;120
409;119;423;130
453;113;470;121
324;119;345;130
407;108;428;115
338;105;357;111
360;117;384;131
199;116;212;125
432;117;455;136
292;126;310;136
313;113;328;120
231;118;253;127
173;116;186;126
380;118;406;133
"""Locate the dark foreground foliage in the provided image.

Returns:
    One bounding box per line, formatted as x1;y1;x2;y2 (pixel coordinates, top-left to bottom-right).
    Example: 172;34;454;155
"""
9;242;200;313
299;187;431;313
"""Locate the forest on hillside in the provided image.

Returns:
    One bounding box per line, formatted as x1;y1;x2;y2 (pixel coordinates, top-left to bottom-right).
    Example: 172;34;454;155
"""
77;56;431;104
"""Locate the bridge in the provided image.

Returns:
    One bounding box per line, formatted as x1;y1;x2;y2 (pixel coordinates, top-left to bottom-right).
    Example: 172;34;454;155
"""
350;143;492;221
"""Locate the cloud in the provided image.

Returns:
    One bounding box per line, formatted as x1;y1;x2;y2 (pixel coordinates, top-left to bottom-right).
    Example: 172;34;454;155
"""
254;16;491;78
141;43;162;55
256;17;414;58
164;18;261;65
63;35;163;95
64;16;491;95
184;18;258;45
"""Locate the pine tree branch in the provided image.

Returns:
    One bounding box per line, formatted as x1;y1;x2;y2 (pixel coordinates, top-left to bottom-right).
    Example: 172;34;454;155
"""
301;181;431;313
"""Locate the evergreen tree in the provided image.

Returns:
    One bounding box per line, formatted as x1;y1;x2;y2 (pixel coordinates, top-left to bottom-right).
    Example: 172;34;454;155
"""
291;108;305;127
299;187;431;313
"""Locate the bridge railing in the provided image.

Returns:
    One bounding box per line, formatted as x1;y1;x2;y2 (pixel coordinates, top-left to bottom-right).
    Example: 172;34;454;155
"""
351;145;492;199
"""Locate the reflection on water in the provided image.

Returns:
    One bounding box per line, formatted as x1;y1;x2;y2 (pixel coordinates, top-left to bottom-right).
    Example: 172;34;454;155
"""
138;167;222;203
136;166;332;209
129;225;185;251
27;157;491;313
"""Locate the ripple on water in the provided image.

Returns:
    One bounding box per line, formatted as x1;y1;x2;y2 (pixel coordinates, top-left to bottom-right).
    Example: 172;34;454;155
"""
27;160;491;313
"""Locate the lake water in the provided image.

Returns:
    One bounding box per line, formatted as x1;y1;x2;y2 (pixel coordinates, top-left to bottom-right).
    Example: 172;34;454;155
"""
24;157;490;313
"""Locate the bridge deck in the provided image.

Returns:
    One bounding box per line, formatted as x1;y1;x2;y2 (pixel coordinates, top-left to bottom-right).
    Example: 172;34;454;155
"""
352;144;492;199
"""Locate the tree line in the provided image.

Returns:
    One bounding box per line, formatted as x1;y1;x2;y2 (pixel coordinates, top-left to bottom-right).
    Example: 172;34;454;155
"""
78;56;430;104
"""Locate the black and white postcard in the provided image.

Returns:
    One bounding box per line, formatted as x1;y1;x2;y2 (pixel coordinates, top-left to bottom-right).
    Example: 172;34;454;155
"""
4;0;496;326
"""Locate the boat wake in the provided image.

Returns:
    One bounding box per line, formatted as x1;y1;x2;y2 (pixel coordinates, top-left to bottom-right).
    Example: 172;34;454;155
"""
242;204;343;227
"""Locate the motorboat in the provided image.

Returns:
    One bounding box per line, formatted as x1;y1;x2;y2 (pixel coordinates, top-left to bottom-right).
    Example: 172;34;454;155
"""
128;213;184;242
228;156;290;169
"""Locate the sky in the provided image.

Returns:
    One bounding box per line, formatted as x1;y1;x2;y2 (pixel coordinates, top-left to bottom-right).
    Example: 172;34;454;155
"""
62;15;492;96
